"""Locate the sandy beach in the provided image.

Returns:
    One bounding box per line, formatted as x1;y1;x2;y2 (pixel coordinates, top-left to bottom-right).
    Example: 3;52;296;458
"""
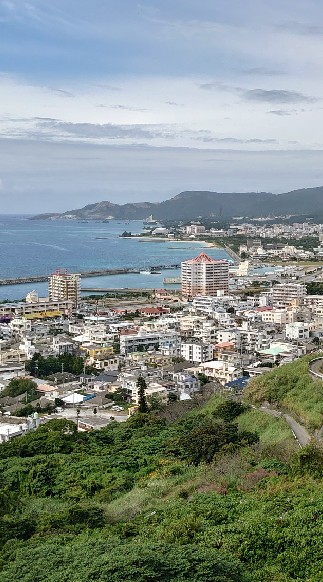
136;236;217;248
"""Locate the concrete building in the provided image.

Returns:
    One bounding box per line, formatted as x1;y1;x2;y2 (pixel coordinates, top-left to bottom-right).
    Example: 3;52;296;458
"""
172;371;200;397
0;299;73;319
260;308;295;325
186;224;206;235
120;330;180;355
180;341;214;363
48;269;81;306
285;322;310;341
238;261;250;277
272;283;306;306
181;252;229;299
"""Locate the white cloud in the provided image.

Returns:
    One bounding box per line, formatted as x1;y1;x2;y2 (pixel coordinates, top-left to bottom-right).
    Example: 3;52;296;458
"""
2;1;323;211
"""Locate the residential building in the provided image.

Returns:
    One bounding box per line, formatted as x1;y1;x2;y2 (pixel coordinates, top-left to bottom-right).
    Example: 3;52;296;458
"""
186;224;206;235
181;252;229;299
0;299;73;319
172;371;200;397
180;341;214;363
120;330;180;355
260;308;295;325
272;283;306;306
48;269;81;306
285;322;310;341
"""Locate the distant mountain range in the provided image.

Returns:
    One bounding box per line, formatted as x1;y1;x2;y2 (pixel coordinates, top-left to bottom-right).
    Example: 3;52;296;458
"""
32;187;323;221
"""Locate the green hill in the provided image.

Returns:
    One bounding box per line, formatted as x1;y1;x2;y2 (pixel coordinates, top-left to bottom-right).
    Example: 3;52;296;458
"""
0;394;323;581
32;185;323;221
244;354;323;429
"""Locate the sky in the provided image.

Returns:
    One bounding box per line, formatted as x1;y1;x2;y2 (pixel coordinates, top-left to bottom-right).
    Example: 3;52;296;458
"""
2;0;323;212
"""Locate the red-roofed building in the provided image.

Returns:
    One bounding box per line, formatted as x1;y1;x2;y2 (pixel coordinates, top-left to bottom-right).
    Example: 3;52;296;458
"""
181;252;229;299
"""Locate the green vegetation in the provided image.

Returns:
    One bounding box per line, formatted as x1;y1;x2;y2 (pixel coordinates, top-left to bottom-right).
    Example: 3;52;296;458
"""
26;352;97;379
137;375;148;413
244;354;323;429
1;391;323;581
1;378;37;399
306;281;323;295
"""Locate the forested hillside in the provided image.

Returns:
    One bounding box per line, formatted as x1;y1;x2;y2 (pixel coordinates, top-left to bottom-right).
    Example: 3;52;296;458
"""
0;396;323;581
32;186;323;221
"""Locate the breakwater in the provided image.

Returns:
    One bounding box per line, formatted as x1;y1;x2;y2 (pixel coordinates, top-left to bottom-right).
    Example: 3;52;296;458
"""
0;264;181;287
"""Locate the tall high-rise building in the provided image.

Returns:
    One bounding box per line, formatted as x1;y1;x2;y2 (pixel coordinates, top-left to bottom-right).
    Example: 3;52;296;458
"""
48;269;81;306
181;252;229;299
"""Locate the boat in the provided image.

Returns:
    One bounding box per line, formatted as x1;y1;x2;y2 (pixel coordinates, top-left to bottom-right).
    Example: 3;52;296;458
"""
140;270;151;275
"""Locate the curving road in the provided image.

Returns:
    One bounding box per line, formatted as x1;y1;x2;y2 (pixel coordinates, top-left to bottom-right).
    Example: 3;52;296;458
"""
309;358;323;380
258;406;311;447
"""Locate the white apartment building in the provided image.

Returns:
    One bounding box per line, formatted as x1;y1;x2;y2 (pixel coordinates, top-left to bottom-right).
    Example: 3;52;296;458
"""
192;295;235;320
186;224;206;235
272;283;306;306
260;308;295;325
48;269;81;306
193;321;218;343
159;335;181;357
9;317;31;335
303;295;323;308
285;322;310;340
236;329;269;353
120;330;180;355
181;253;229;299
216;329;237;345
180;341;214;363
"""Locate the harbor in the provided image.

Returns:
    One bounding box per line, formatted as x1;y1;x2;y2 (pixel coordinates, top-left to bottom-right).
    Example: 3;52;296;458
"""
0;264;181;287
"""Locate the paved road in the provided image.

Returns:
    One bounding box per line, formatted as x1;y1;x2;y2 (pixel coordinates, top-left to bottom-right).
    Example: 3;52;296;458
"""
309;358;323;379
258;406;311;447
283;414;311;447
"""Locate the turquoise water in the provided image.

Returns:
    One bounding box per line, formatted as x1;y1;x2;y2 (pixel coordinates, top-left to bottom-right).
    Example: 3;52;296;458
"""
0;216;231;301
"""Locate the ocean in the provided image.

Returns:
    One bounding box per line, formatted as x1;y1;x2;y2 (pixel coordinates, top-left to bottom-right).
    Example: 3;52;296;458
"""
0;216;231;301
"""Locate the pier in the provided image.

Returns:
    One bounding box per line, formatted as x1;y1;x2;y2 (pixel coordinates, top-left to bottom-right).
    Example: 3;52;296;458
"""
163;277;181;284
0;264;181;287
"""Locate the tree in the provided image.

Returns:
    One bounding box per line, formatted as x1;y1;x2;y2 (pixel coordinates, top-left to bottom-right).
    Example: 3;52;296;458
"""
137;376;148;413
198;372;209;386
1;378;37;399
214;400;247;423
0;540;249;582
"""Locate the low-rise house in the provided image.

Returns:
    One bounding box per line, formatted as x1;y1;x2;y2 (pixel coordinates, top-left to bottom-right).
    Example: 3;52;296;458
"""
197;360;243;385
52;336;76;356
285;322;310;341
172;371;200;397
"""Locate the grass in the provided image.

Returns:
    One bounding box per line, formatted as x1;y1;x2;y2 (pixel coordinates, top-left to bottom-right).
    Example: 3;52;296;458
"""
104;403;298;524
238;409;296;447
244;355;323;430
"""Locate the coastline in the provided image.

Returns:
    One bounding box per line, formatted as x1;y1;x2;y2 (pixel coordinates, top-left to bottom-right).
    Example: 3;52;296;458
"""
134;236;217;248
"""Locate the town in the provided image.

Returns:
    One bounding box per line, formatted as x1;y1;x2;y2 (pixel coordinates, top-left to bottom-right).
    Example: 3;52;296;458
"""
1;220;323;442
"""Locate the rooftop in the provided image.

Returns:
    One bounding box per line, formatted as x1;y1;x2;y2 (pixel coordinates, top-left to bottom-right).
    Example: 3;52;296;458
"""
183;252;227;265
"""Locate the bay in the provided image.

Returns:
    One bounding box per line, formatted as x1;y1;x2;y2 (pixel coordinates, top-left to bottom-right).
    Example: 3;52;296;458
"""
0;216;231;301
